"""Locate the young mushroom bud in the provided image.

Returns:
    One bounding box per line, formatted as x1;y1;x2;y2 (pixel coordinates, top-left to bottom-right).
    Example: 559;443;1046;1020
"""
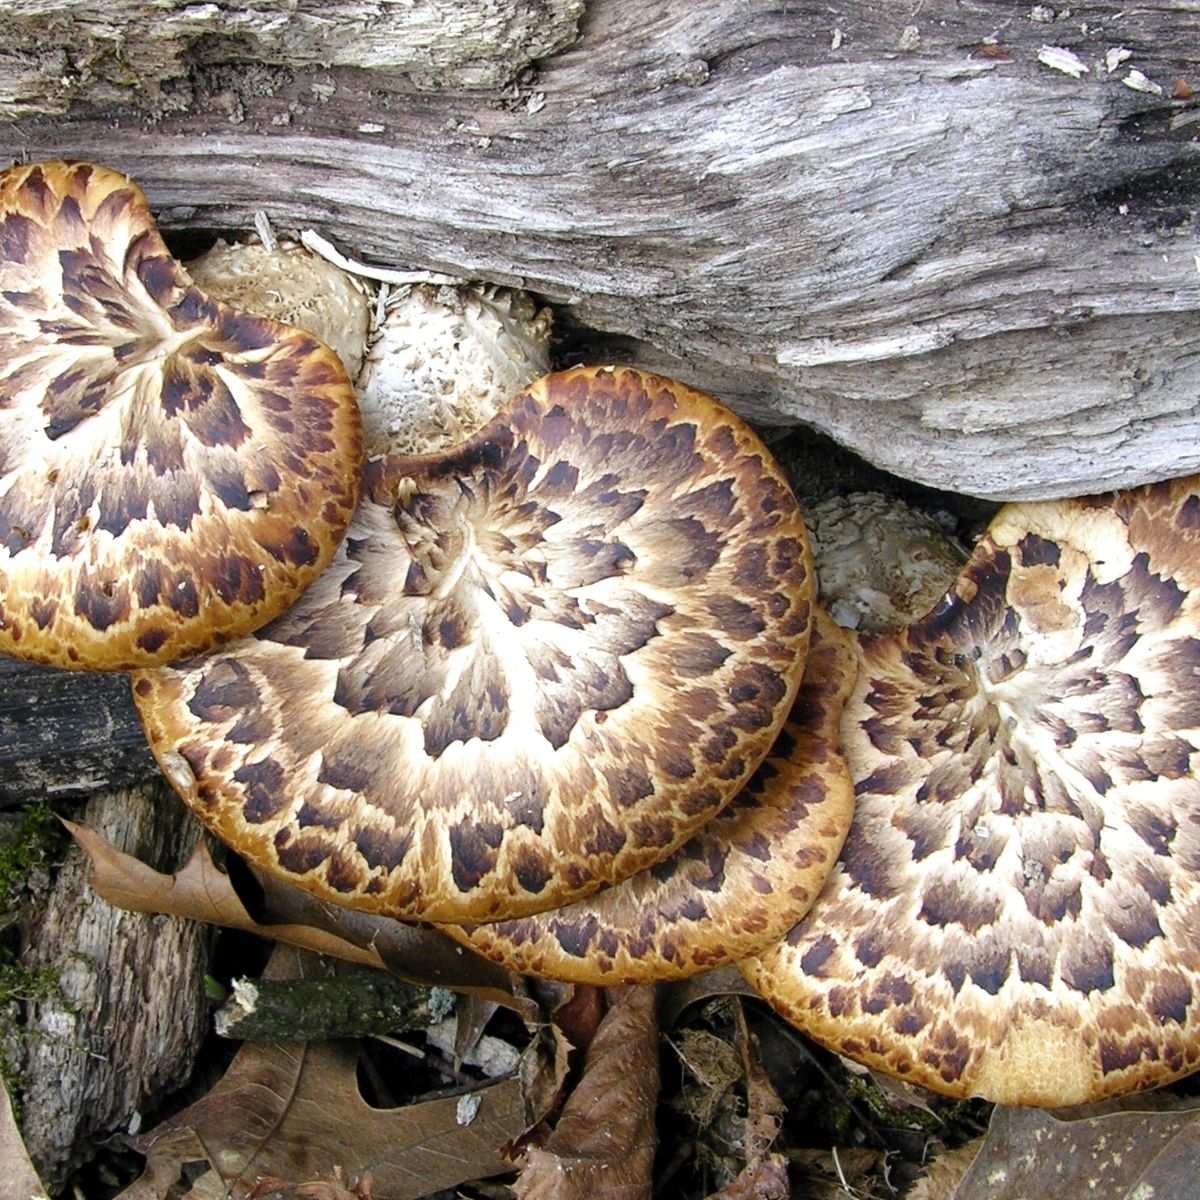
356;282;552;457
0;161;363;669
805;490;966;633
185;238;373;381
133;366;814;925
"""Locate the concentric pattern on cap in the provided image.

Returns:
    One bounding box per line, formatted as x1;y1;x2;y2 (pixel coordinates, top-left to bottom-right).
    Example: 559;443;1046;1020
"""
0;161;362;669
133;366;813;923
442;609;855;982
743;478;1200;1105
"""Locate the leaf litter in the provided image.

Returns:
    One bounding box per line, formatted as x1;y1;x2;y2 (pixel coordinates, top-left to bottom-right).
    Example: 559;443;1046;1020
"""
5;821;1197;1199
117;946;534;1200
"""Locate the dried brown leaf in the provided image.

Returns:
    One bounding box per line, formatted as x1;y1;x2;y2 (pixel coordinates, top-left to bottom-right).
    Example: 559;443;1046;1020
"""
548;984;606;1053
291;1175;368;1200
66;821;529;1014
514;986;659;1200
64;820;382;966
521;1019;574;1128
121;1033;525;1200
236;860;533;1016
290;1180;361;1200
117;947;530;1200
703;1154;789;1200
735;1003;784;1162
697;1001;790;1199
661;966;756;1028
0;1076;48;1200
257;1165;374;1200
859;1066;941;1115
954;1100;1200;1200
789;1147;884;1199
906;1139;982;1200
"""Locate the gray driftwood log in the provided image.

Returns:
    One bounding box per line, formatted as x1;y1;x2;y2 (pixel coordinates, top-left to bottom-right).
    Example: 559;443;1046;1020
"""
0;0;1196;501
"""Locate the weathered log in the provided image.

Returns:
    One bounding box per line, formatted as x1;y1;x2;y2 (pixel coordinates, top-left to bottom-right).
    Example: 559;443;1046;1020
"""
0;1;1196;499
0;656;155;803
0;0;584;113
14;782;211;1190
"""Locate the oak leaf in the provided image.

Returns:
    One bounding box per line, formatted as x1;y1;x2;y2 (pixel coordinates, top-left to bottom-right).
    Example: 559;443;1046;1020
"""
120;1038;526;1200
65;821;527;1013
952;1099;1200;1200
118;948;530;1200
514;985;659;1200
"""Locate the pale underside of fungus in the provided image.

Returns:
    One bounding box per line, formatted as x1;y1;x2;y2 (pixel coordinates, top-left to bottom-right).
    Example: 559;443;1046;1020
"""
0;161;363;669
443;608;856;983
744;477;1200;1106
133;366;814;926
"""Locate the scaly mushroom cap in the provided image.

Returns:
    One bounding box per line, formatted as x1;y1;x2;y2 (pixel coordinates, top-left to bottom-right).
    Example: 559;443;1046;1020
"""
133;366;813;923
0;161;362;669
357;282;552;456
185;238;372;380
743;477;1200;1106
806;491;965;633
441;608;855;982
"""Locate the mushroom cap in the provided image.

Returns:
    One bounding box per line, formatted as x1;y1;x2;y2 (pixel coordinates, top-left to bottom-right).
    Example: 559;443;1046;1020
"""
441;608;856;982
357;282;552;457
132;366;813;923
185;238;373;380
742;477;1200;1106
0;161;362;669
806;491;966;633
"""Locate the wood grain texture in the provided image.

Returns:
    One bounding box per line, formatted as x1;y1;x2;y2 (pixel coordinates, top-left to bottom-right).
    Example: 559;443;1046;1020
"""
0;1;1195;499
0;655;154;801
0;0;585;113
13;783;211;1189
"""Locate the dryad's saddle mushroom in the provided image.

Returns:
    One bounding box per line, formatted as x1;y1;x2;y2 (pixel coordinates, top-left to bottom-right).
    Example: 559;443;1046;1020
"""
443;609;856;982
0;161;362;669
744;478;1200;1106
133;367;814;925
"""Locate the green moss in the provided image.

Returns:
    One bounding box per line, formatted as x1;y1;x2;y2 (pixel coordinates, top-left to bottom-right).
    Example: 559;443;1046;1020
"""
0;801;68;1110
0;800;64;909
843;1071;950;1133
0;959;59;1002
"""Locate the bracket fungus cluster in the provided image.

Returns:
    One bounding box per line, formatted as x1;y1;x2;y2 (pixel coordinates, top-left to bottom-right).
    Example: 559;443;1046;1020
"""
132;365;817;924
4;159;1200;1111
442;607;856;981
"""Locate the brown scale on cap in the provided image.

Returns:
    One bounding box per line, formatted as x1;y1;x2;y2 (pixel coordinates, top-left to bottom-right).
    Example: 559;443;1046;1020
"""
743;477;1200;1106
133;366;814;924
441;609;855;981
0;161;362;669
